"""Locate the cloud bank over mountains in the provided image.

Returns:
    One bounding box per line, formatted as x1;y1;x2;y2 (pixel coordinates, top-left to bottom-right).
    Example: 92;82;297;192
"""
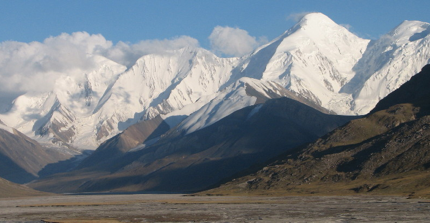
0;26;265;102
0;32;108;96
100;35;200;68
209;26;267;57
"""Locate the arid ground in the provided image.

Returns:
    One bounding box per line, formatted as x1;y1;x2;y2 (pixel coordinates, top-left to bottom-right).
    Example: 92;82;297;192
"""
0;194;429;222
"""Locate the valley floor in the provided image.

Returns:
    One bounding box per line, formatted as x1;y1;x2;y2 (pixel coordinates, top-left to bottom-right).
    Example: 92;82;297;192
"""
0;194;429;222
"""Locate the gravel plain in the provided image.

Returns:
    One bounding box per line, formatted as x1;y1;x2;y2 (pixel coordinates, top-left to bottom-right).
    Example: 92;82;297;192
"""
0;194;429;222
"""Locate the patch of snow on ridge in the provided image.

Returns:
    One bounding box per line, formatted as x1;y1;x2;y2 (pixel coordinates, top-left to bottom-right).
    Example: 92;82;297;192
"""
177;77;291;135
178;78;257;134
247;104;263;120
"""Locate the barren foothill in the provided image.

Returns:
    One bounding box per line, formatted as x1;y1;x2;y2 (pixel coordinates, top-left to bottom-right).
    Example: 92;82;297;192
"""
0;194;429;222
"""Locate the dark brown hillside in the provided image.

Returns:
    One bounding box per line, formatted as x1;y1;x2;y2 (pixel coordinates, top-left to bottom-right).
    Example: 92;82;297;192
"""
210;65;430;198
0;127;69;183
0;177;51;198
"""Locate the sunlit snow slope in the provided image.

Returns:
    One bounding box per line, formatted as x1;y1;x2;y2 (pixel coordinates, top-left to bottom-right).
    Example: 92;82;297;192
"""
0;12;429;151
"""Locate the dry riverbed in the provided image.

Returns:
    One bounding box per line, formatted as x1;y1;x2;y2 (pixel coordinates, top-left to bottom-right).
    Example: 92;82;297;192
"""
0;194;429;222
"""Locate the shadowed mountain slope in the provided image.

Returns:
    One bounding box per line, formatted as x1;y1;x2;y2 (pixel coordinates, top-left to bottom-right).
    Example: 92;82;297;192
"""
77;115;170;169
209;65;430;198
29;91;356;193
0;125;70;184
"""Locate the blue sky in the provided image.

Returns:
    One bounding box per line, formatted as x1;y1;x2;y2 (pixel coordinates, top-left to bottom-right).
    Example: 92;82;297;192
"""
1;0;430;50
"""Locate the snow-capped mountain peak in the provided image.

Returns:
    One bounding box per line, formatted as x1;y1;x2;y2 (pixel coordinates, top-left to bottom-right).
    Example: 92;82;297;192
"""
1;13;430;153
234;12;369;115
295;12;340;30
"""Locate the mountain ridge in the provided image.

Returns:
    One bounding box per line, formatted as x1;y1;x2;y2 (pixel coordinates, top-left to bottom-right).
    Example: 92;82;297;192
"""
0;12;429;157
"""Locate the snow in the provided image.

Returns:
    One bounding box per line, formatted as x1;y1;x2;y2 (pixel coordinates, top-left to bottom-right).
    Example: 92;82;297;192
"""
177;78;257;134
0;13;429;153
345;20;430;114
177;77;293;135
0;123;14;135
247;104;263;120
128;137;160;153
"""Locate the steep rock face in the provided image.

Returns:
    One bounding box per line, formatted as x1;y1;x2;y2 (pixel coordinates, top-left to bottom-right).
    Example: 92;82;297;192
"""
29;94;356;193
212;65;430;197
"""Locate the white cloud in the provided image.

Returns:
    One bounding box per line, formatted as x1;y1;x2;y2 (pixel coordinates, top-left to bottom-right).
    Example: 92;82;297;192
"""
0;32;199;101
209;26;266;57
0;32;112;96
287;12;315;22
102;36;199;67
341;24;352;30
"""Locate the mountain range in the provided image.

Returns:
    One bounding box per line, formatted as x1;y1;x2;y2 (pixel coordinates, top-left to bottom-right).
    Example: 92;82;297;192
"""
1;13;430;193
1;13;429;154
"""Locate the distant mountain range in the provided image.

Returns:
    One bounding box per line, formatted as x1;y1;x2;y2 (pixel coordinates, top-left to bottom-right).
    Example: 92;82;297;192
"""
1;13;429;154
1;13;430;193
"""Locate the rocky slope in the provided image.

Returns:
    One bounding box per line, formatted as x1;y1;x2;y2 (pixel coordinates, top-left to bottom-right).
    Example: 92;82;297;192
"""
210;65;430;198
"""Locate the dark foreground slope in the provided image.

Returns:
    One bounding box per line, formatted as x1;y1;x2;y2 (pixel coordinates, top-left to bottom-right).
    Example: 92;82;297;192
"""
0;127;70;184
30;92;356;193
210;65;430;198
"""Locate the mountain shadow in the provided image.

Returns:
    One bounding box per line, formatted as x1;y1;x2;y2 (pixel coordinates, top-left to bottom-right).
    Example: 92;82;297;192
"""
29;95;356;193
